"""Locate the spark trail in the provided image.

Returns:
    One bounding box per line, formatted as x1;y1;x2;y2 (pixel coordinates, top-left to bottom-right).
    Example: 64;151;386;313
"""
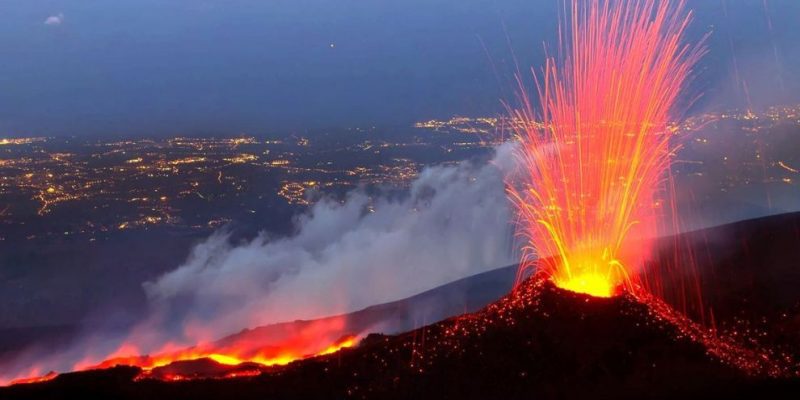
508;0;705;298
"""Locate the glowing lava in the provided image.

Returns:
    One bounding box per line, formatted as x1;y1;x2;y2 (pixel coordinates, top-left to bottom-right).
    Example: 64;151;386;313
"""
507;0;705;297
554;272;618;298
3;318;358;386
88;334;357;381
8;372;58;386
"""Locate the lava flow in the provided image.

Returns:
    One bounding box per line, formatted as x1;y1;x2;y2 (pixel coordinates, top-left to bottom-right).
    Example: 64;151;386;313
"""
85;334;356;378
5;317;357;386
5;372;58;386
507;0;706;298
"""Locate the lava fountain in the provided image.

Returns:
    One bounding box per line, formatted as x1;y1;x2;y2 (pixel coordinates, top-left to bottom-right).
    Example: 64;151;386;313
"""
507;0;706;298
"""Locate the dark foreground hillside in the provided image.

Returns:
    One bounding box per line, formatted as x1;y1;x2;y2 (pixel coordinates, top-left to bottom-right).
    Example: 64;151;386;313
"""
4;280;799;399
3;213;800;399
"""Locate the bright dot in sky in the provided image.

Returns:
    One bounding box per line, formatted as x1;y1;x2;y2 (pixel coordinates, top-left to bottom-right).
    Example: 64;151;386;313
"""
330;43;335;48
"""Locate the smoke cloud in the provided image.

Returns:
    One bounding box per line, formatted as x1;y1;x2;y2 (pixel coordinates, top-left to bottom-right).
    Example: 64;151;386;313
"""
139;142;516;344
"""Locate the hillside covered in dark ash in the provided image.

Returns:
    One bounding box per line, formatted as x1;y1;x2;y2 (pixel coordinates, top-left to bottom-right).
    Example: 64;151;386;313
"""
3;279;798;399
3;213;800;399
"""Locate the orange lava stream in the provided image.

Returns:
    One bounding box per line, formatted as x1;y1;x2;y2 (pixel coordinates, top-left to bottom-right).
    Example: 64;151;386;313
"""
508;0;705;298
8;335;356;386
7;372;58;386
93;334;356;374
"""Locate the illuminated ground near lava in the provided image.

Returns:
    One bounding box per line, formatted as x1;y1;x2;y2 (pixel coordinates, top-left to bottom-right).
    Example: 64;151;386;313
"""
5;321;357;386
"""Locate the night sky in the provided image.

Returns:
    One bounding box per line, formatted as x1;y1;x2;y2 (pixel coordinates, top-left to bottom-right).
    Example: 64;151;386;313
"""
0;0;798;136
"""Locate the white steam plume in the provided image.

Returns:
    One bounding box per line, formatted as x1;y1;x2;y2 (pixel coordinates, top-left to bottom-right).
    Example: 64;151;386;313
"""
141;142;517;343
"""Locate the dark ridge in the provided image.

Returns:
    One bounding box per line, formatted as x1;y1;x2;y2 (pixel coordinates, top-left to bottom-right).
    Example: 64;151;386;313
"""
3;212;800;399
4;277;799;399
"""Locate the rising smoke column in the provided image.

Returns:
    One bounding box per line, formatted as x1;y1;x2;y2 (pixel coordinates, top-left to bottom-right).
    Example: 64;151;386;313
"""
508;0;706;297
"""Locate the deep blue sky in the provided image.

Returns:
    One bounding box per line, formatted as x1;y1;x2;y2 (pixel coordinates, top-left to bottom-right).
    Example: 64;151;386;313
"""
0;0;798;136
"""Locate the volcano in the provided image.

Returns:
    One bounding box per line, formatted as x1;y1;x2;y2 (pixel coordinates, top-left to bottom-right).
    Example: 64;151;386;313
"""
2;214;800;399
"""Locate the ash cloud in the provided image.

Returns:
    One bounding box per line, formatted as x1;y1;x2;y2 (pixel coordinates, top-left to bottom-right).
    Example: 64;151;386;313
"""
140;143;517;344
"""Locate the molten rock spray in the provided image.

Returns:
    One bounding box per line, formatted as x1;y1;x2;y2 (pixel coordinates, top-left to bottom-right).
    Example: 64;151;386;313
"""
508;0;706;298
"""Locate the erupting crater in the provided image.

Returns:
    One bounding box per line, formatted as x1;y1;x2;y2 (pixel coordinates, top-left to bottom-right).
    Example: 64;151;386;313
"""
507;0;706;302
548;247;628;298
